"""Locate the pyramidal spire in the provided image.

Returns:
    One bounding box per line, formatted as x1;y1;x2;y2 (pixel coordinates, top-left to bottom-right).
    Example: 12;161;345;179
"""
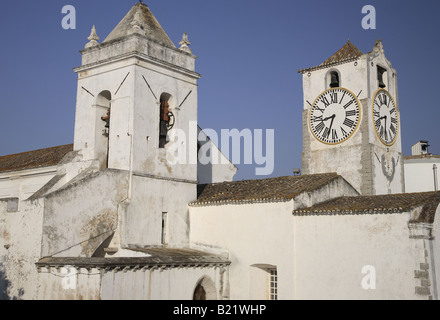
103;3;176;49
85;25;100;48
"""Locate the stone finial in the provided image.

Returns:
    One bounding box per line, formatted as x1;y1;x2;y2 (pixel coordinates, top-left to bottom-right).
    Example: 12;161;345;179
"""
373;39;384;53
85;25;100;48
179;32;192;54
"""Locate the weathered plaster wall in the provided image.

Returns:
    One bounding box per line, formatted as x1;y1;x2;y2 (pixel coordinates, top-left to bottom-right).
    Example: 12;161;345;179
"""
405;159;440;193
122;175;196;247
190;201;294;300
37;265;227;300
293;212;420;300
0;167;57;201
41;169;129;258
0;198;44;300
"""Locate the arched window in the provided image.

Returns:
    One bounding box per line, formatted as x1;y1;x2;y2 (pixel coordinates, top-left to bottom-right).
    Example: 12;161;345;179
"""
193;276;217;300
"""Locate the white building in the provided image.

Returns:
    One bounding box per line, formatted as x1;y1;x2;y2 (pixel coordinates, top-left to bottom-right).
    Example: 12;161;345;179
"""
404;141;440;193
1;3;440;300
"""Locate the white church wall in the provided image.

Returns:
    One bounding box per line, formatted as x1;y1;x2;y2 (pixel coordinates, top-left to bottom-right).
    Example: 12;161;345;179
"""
431;205;440;300
37;265;226;300
0;198;44;300
293;212;420;300
404;159;440;193
41;169;129;258
122;175;197;247
190;201;295;300
0;167;57;201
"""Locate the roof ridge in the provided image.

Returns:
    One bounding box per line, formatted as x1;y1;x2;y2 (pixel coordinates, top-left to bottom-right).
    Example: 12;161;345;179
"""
193;173;341;206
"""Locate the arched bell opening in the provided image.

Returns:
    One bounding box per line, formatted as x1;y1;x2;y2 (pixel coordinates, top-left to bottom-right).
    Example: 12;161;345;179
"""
326;69;341;88
159;93;175;149
95;90;112;168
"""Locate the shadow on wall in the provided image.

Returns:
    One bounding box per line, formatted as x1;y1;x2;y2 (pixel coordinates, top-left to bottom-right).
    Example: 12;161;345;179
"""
0;263;24;300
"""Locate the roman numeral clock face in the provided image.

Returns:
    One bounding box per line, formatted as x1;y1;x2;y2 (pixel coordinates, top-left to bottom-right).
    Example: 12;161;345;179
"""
372;89;398;146
309;88;361;144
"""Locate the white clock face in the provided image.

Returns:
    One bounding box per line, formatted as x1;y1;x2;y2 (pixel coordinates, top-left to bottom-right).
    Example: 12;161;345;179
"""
372;89;398;146
309;88;361;144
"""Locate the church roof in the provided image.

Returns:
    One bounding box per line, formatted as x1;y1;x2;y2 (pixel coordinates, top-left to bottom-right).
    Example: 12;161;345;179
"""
0;144;73;174
294;191;440;223
298;40;364;74
36;248;230;270
103;3;176;49
192;173;341;206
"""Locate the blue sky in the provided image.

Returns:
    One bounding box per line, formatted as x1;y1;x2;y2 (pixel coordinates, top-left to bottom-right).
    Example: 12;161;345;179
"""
0;0;439;181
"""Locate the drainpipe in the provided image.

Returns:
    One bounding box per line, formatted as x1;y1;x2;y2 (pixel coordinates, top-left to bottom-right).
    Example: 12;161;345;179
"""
434;164;438;191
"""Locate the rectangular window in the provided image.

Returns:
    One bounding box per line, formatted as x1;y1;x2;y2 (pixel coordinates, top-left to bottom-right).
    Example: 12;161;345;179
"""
269;268;278;300
161;212;168;245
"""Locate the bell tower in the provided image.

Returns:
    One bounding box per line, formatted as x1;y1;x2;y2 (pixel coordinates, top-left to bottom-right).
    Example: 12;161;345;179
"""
298;39;404;195
73;3;200;181
72;3;201;248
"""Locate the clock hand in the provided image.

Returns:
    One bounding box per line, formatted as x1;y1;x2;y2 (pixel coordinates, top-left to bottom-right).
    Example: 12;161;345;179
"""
322;114;336;122
328;115;335;133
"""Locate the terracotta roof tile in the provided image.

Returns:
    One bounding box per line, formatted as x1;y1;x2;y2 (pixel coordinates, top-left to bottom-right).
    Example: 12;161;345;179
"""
298;40;364;74
294;192;440;223
0;144;73;174
192;173;340;206
321;40;364;66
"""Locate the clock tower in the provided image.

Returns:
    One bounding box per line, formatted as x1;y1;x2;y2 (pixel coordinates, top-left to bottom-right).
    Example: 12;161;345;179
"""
298;39;404;195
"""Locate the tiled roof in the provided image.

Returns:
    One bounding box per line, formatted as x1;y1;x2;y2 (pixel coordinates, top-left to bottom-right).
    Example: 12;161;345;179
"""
321;40;364;66
294;192;440;223
0;144;73;174
298;40;364;74
191;173;340;206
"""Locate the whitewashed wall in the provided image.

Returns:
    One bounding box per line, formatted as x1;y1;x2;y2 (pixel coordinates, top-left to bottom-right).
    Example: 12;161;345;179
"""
293;212;421;300
0;167;57;201
37;265;227;300
404;159;440;193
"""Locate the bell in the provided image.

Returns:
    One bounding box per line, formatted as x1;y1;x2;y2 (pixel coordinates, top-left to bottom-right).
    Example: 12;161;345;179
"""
330;72;339;88
378;74;386;88
377;67;386;88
